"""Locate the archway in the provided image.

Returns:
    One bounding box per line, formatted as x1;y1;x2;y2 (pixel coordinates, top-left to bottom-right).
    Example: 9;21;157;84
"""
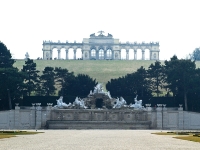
120;49;126;60
68;48;74;59
99;49;104;60
91;49;96;59
106;49;112;59
76;48;82;59
129;49;134;60
95;98;103;108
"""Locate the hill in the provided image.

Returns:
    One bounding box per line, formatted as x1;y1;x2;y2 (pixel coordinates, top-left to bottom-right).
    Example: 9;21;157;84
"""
14;60;200;85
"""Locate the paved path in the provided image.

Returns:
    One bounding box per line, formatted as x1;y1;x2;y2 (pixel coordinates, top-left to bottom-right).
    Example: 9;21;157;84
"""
0;130;200;150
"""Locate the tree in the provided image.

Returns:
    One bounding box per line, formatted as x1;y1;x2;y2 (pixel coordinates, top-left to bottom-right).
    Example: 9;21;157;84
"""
148;61;165;97
54;67;74;96
191;48;200;61
106;66;152;97
0;41;15;68
164;55;196;110
133;66;151;97
0;41;25;110
62;74;97;97
40;67;56;96
0;68;25;109
21;58;40;96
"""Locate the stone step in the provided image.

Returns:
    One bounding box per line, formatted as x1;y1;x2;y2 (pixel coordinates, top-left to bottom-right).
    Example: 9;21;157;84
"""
46;121;151;129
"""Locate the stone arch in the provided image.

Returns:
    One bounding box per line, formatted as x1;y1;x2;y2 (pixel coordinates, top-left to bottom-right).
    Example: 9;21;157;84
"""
144;49;150;60
106;49;112;59
60;48;66;60
120;49;126;60
76;48;82;59
91;49;96;58
99;49;104;60
137;49;142;60
68;48;74;59
129;49;134;60
51;47;59;60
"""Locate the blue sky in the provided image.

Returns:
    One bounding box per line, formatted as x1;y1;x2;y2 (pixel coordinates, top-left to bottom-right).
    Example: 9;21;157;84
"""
0;0;200;60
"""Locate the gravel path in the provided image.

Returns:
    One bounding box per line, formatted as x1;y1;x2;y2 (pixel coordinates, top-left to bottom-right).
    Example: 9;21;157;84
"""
0;130;200;150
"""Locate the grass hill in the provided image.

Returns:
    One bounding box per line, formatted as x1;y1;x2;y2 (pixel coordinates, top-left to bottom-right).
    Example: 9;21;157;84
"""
14;60;200;85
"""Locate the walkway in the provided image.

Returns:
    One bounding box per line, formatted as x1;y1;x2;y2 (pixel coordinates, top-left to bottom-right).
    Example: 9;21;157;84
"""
1;130;200;150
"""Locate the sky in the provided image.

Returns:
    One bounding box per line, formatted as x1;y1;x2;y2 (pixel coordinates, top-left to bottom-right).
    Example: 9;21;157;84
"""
0;0;200;60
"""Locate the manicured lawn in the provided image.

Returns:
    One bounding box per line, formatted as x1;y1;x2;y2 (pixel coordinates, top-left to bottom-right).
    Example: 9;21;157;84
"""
152;131;200;143
14;60;200;85
14;60;159;84
0;130;43;139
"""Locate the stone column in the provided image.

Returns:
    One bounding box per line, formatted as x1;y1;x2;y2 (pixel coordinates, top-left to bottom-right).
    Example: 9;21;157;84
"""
142;49;145;60
134;50;137;60
96;50;99;60
65;49;69;60
89;50;91;60
43;50;45;59
146;106;152;128
35;106;42;129
119;50;121;60
81;50;83;59
9;110;14;129
74;49;76;60
57;49;61;59
163;106;168;129
149;50;152;60
50;50;53;59
126;49;129;60
14;105;20;129
30;105;36;128
178;106;184;130
156;106;162;129
104;50;107;59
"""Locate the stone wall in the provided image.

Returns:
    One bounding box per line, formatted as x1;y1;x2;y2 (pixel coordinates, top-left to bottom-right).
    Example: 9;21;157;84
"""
1;106;200;130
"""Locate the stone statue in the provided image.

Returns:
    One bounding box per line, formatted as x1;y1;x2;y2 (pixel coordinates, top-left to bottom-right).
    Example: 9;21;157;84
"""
54;96;72;108
130;95;144;109
107;33;113;37
107;91;112;99
73;97;87;109
93;83;104;93
90;33;95;37
25;52;29;60
113;97;127;108
98;30;105;36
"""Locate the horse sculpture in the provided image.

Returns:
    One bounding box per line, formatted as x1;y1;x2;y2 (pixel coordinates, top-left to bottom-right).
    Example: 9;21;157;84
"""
113;97;127;108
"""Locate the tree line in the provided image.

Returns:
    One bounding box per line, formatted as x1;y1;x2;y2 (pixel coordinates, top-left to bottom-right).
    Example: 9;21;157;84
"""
1;41;200;111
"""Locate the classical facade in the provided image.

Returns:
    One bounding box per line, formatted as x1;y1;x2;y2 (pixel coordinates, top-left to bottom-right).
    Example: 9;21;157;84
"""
42;31;160;60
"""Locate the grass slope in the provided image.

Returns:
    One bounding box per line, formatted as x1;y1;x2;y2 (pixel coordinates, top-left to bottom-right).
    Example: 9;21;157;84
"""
14;60;200;85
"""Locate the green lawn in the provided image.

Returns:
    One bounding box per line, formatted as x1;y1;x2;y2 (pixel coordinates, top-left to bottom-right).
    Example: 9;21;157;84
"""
0;130;43;139
14;60;200;85
152;131;200;143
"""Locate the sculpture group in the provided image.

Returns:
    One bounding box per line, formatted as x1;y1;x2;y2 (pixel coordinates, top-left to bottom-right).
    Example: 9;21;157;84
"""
54;83;145;110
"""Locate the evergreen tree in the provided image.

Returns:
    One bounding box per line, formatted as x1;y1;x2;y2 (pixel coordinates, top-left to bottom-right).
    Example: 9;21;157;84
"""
164;55;196;110
0;42;25;110
148;61;165;97
106;66;152;97
191;48;200;61
0;41;15;68
62;74;97;97
21;58;40;96
54;67;74;96
40;67;56;96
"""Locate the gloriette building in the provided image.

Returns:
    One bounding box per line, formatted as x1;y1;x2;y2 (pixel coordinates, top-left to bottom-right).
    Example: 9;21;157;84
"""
42;31;160;60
